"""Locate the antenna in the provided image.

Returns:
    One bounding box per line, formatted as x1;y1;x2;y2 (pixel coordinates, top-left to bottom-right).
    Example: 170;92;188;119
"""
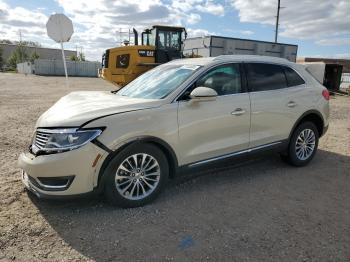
275;0;280;43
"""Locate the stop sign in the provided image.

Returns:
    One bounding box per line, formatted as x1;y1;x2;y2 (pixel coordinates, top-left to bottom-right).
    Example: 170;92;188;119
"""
46;14;74;43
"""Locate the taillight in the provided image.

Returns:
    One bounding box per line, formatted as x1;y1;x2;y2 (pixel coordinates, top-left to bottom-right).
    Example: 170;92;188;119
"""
322;89;330;101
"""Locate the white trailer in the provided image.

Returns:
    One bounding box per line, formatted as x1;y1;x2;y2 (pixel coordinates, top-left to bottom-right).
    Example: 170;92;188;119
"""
184;36;298;62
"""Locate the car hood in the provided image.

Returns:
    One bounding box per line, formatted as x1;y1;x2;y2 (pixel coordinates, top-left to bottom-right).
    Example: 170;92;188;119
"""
36;91;163;127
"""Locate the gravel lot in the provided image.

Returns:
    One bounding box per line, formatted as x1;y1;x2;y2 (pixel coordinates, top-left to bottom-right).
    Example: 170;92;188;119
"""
0;73;349;262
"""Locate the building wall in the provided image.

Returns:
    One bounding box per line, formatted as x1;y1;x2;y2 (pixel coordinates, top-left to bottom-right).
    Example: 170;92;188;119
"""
17;62;34;74
0;43;76;62
34;59;101;77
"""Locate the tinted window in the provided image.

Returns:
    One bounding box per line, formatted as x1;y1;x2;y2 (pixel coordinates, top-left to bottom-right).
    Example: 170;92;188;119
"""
284;66;305;87
246;63;287;91
196;64;242;95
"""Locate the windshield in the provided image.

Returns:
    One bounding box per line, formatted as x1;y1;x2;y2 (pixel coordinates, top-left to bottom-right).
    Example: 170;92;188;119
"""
117;64;201;99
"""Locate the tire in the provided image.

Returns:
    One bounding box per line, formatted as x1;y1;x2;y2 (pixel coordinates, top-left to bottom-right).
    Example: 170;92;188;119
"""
282;121;319;167
104;143;169;208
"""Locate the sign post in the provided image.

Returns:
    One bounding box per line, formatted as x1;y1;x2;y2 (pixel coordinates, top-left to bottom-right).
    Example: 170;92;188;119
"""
60;41;69;87
46;14;74;87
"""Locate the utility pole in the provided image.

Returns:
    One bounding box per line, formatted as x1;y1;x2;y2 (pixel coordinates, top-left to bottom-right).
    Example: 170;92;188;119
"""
275;0;280;43
18;29;24;63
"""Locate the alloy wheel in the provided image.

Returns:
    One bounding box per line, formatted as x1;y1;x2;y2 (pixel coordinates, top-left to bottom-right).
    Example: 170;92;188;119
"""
115;153;160;200
295;129;316;161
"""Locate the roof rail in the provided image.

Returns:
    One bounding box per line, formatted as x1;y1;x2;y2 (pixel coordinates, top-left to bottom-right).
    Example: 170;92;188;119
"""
213;54;290;62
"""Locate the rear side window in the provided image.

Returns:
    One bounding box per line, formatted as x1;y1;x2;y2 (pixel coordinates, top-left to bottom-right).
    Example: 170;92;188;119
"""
245;63;287;92
283;66;305;87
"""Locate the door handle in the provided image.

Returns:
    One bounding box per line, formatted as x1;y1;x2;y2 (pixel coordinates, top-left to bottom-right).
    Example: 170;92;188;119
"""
231;108;245;116
287;101;297;108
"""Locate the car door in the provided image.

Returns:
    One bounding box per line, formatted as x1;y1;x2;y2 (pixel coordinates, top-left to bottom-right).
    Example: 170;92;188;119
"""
245;63;306;148
177;63;251;165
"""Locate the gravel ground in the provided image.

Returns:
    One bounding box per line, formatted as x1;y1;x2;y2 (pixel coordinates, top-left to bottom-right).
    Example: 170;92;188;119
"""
0;73;349;262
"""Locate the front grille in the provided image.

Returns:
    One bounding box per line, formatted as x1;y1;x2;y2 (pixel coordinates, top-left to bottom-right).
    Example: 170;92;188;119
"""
33;130;50;150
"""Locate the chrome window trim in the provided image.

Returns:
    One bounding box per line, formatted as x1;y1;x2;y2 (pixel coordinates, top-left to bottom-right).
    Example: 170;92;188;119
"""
248;83;307;95
172;60;307;103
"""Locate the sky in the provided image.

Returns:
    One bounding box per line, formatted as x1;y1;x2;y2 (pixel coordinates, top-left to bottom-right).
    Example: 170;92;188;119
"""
1;0;350;61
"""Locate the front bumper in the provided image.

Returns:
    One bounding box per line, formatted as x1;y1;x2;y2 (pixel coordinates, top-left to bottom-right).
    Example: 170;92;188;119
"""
18;143;106;197
322;124;329;136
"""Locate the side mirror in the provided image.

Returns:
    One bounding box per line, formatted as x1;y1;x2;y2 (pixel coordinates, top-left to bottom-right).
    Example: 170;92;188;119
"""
190;87;217;101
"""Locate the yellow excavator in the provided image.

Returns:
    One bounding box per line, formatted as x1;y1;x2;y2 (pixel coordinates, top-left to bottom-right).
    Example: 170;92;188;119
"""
100;25;187;86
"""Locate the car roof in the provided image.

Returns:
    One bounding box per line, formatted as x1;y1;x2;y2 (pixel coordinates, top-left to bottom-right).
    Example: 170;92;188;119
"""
168;55;293;66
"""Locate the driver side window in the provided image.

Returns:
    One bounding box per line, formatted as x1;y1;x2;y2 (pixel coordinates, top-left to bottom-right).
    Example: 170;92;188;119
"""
196;64;242;96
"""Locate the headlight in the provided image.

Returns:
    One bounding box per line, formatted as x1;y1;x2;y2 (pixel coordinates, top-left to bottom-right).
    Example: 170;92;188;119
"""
31;128;103;154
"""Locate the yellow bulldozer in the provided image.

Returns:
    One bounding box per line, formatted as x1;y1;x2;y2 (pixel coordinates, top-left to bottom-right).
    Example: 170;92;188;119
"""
100;25;187;87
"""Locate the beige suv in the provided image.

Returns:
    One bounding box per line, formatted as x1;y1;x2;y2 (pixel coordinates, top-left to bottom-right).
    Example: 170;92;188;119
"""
18;55;330;207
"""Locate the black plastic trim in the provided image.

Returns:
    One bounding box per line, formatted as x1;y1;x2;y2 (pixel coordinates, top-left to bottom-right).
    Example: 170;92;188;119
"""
25;186;97;200
91;139;112;153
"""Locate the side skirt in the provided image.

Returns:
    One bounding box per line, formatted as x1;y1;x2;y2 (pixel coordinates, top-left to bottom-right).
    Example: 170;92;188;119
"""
178;140;289;173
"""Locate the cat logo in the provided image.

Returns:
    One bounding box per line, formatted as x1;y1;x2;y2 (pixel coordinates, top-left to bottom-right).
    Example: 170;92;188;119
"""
138;50;155;57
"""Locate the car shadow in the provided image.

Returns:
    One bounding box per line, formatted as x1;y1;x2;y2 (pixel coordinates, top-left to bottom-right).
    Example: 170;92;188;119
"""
29;149;350;261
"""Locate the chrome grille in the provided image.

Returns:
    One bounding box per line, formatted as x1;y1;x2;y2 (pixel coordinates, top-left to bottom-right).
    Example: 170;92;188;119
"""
33;130;50;150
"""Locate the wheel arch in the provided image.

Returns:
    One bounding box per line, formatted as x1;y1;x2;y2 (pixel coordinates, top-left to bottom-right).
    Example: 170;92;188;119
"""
289;110;325;140
96;136;178;191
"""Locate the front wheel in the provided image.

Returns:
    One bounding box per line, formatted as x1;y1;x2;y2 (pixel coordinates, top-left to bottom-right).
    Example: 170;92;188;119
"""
282;122;319;166
104;143;169;208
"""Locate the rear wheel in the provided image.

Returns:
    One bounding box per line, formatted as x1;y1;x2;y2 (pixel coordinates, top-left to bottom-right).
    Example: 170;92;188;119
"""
282;122;319;166
104;143;168;208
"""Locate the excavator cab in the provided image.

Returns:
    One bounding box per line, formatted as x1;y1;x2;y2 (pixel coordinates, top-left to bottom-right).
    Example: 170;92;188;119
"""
100;25;187;87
